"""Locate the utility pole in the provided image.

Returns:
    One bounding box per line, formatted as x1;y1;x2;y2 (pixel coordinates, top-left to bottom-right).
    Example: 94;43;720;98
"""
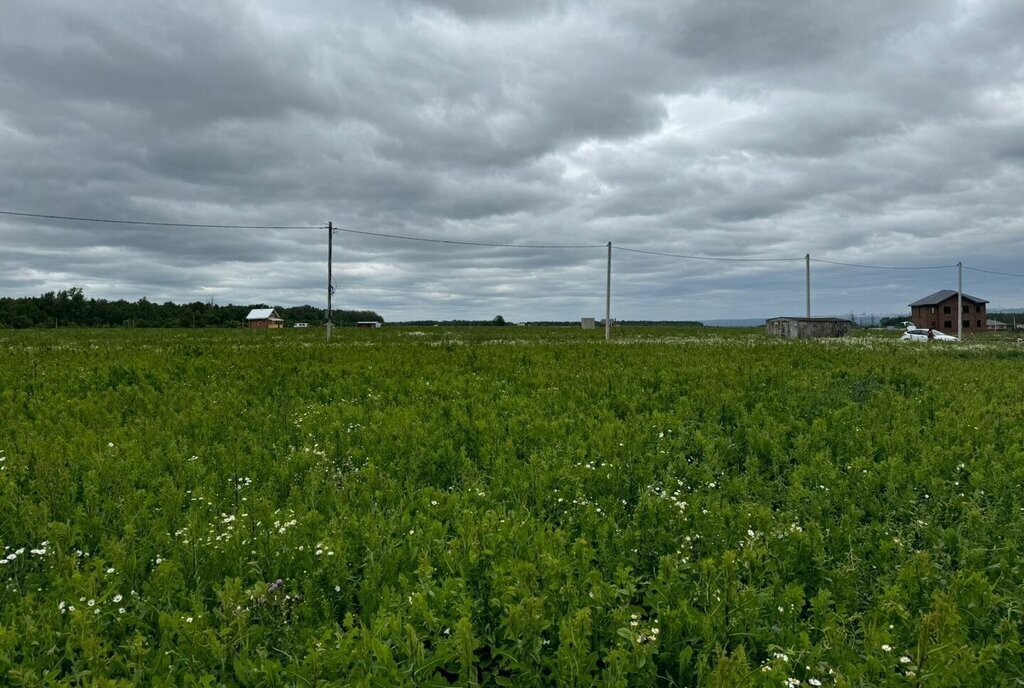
957;261;963;342
805;254;811;319
327;221;334;341
605;242;612;341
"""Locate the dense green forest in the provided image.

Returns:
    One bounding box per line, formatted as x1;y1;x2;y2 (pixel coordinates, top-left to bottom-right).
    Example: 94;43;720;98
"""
0;289;382;328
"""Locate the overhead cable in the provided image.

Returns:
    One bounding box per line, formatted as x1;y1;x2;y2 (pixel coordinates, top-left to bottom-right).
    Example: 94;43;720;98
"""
0;209;601;249
810;257;957;270
330;225;603;249
0;209;321;230
613;246;802;263
964;265;1024;278
4;208;1022;271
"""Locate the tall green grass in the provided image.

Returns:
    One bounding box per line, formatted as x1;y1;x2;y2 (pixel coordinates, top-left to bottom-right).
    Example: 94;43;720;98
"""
1;327;1022;686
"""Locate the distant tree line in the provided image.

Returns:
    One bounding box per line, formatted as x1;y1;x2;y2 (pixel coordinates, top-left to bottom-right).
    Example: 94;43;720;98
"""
986;312;1023;328
0;289;383;328
523;320;704;327
396;315;510;327
878;313;1024;329
392;318;705;327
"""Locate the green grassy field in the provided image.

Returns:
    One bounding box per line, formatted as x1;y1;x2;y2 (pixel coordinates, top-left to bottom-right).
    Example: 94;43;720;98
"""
2;327;1023;686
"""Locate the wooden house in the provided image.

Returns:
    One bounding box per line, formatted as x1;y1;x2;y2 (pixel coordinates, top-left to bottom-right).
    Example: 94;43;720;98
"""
245;308;284;329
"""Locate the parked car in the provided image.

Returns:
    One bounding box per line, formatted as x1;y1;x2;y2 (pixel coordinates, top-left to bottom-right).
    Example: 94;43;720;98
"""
901;327;958;342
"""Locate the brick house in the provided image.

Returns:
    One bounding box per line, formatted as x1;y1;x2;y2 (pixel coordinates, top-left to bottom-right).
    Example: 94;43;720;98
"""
908;290;987;333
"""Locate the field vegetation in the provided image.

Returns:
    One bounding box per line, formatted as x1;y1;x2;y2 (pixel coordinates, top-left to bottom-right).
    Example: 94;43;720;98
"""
1;327;1022;686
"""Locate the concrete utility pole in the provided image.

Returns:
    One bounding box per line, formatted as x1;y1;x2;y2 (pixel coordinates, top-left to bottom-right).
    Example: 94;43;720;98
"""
605;242;612;341
805;254;811;319
327;222;334;341
957;261;963;342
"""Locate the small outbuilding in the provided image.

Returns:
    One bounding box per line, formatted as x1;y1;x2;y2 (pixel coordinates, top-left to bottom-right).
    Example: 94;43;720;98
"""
765;317;852;339
245;308;284;329
581;317;595;330
987;319;1007;331
356;321;382;329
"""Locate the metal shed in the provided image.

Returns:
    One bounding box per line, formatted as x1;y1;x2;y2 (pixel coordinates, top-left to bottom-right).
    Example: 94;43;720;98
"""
765;317;852;339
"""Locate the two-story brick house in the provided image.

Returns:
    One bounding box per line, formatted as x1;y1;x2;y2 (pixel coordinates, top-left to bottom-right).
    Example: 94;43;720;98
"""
909;290;988;333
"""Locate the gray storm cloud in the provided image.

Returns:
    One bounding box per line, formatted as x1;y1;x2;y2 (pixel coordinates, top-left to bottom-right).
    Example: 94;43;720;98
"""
1;0;1023;321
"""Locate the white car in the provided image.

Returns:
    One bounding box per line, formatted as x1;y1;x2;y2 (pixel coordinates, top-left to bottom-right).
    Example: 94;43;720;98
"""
901;327;958;342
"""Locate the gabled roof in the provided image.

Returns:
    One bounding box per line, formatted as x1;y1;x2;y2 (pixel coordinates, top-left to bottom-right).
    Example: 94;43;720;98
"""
246;308;282;321
908;290;988;307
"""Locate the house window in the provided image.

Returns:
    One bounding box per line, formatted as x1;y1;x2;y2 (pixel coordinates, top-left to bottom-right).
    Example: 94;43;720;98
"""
944;320;952;329
943;306;951;314
963;319;970;329
977;320;982;328
976;305;983;313
963;305;969;313
930;307;936;314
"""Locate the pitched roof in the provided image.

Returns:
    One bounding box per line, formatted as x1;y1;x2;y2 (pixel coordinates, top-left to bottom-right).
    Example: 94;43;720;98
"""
908;290;988;307
246;308;282;320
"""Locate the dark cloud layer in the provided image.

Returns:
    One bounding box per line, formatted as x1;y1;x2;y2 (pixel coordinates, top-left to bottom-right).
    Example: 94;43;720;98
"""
2;0;1023;321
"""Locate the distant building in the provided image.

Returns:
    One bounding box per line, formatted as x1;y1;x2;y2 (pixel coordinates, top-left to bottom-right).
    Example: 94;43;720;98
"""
356;321;382;329
293;322;309;328
765;317;852;339
987;319;1007;331
909;290;987;333
245;308;284;329
581;317;595;330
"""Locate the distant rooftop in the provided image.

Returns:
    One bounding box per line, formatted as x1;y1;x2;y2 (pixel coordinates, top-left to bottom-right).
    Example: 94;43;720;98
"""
246;308;282;321
909;290;988;307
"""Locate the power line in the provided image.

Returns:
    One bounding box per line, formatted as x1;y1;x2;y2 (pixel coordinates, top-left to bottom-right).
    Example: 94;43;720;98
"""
1;208;1019;272
331;224;603;249
613;245;802;263
0;209;602;249
0;209;321;229
964;265;1024;278
810;257;957;270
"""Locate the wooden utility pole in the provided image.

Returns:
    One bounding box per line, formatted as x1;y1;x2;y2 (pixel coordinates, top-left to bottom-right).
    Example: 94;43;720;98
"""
327;222;334;341
605;242;612;341
957;261;963;342
805;254;811;319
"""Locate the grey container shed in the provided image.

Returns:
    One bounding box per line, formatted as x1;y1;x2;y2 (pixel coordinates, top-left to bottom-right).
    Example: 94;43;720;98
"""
765;317;852;339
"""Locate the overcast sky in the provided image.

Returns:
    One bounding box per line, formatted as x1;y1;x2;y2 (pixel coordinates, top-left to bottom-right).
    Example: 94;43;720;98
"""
2;0;1023;321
